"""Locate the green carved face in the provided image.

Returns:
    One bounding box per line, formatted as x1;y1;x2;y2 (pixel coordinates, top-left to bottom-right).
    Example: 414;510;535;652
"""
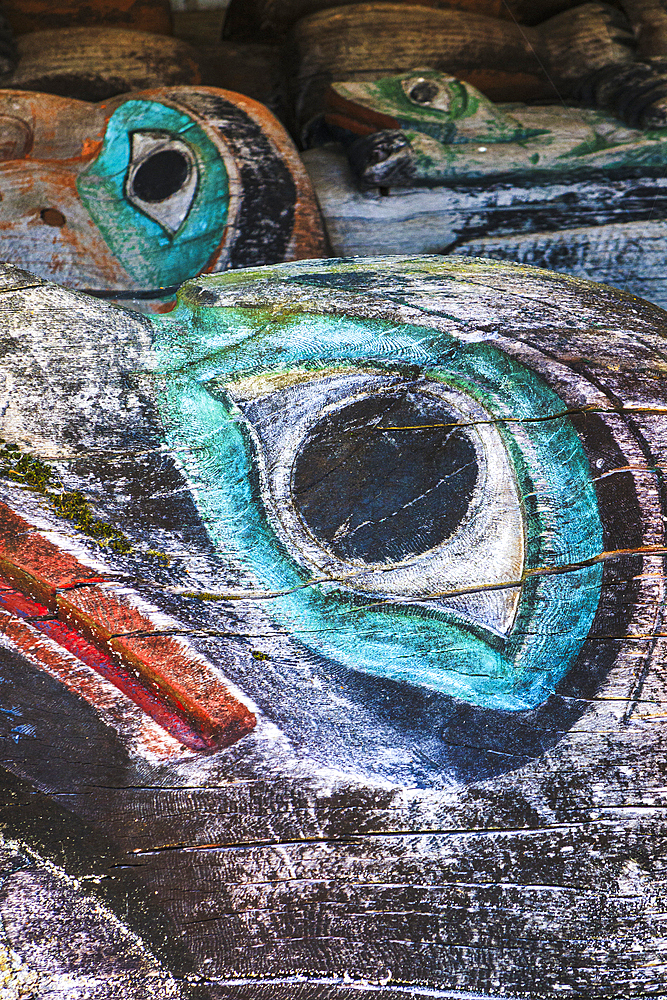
152;257;605;713
330;70;545;144
77;100;230;288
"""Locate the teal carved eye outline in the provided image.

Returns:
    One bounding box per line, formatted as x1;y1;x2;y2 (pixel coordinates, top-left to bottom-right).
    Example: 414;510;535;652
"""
154;271;604;713
77;99;229;288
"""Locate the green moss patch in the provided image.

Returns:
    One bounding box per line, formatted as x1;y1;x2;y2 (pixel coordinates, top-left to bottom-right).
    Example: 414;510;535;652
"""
0;441;132;554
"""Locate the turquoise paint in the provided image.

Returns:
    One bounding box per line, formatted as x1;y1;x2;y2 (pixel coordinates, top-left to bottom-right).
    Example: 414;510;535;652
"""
152;298;604;712
77;100;229;286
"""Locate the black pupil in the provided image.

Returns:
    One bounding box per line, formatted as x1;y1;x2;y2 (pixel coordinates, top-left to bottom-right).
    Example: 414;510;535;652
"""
292;392;479;564
131;149;189;203
408;80;439;104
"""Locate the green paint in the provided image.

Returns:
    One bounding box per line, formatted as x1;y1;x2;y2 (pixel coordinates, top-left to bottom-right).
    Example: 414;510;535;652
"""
336;71;667;184
151;263;604;712
336;71;541;145
77;100;229;287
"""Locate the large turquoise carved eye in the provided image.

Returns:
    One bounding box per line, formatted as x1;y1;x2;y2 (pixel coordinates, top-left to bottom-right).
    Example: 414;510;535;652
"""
154;305;603;713
77;100;229;287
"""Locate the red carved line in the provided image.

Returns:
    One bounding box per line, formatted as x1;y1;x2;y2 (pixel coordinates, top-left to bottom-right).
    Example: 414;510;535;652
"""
0;585;210;750
0;501;256;750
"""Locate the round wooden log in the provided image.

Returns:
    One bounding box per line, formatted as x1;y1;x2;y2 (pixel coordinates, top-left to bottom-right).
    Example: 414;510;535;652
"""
540;1;636;89
222;0;584;42
287;2;635;132
553;3;667;127
578;56;667;127
2;0;173;37
620;0;667;56
0;87;327;304
0;256;665;995
5;27;201;102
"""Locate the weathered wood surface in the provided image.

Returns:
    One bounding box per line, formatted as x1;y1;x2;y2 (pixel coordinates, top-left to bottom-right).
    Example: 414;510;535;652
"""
286;2;635;131
620;0;667;56
221;0;585;42
0;257;665;996
325;70;667;186
301;142;667;309
0;87;326;308
0;829;187;998
3;27;201;103
2;0;173;37
451;219;667;307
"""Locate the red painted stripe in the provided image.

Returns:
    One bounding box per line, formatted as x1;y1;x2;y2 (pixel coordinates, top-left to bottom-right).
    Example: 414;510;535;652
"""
0;586;51;619
0;505;105;607
0;500;256;749
0;584;209;750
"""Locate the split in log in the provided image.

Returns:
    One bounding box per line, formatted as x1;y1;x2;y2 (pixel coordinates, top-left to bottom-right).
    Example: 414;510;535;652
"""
0;257;665;994
0;87;327;307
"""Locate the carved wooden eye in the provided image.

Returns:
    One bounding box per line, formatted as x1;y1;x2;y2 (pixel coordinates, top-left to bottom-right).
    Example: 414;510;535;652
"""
406;79;440;105
125;132;197;234
228;372;524;638
400;74;452;111
156;284;604;714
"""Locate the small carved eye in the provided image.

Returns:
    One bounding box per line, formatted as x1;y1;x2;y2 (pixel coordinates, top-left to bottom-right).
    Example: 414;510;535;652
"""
407;79;440;105
125;132;198;234
401;75;451;111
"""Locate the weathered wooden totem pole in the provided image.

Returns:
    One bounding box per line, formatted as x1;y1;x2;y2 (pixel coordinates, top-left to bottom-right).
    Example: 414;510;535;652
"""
0;256;663;997
0;87;327;308
277;0;667;308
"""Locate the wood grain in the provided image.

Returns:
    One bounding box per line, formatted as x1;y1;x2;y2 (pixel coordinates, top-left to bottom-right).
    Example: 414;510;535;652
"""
2;0;173;37
286;2;636;132
4;27;201;102
221;0;585;41
0;258;665;995
452;219;667;308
